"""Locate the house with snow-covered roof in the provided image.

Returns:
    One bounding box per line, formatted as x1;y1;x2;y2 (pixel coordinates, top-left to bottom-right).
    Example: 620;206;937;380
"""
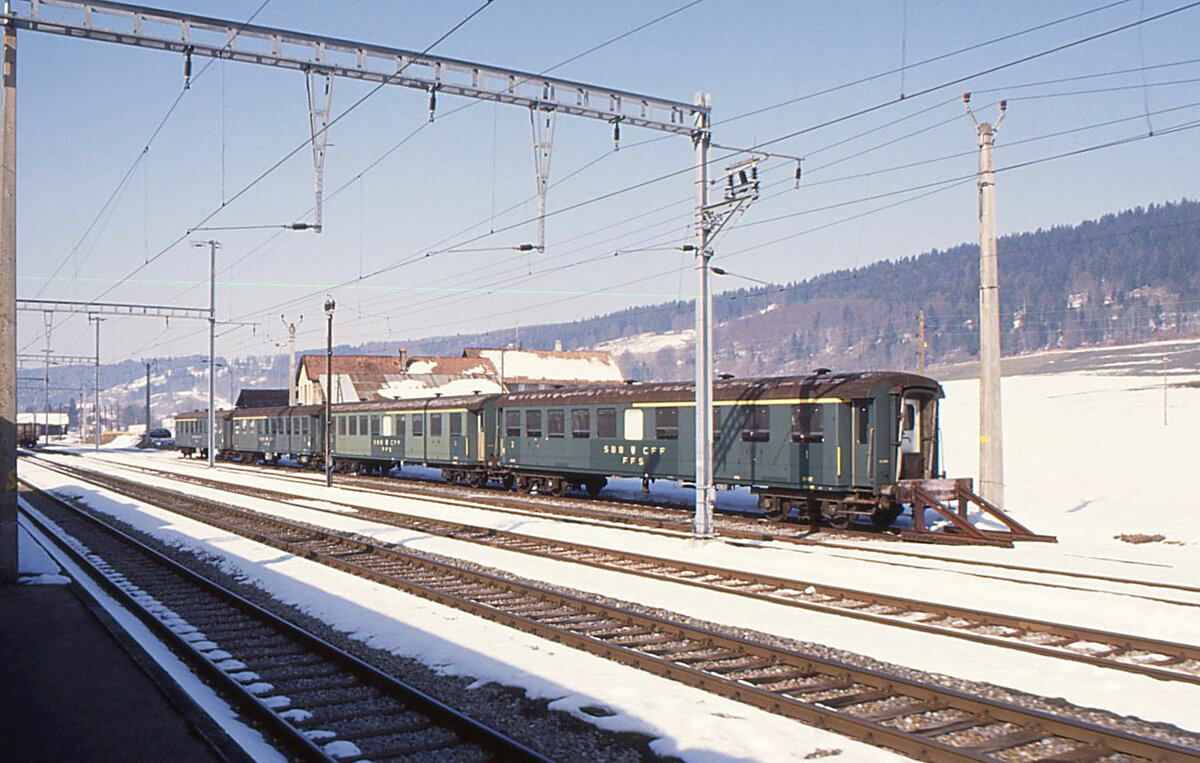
295;350;501;404
462;347;624;391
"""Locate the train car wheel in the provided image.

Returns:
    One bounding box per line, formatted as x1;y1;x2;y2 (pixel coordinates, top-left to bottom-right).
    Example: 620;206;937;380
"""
502;474;515;490
548;478;567;498
468;472;487;488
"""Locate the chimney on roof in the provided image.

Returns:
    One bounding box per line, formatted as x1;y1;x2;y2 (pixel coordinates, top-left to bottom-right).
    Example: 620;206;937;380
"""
554;339;562;352
398;348;408;370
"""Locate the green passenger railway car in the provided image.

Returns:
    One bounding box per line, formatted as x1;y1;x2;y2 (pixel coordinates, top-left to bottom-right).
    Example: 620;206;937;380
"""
173;370;944;528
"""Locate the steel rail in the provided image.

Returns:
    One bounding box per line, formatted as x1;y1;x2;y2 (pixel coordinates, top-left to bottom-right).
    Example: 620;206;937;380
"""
17;478;554;763
33;450;1200;601
30;457;1200;763
59;454;1200;686
120;452;1200;597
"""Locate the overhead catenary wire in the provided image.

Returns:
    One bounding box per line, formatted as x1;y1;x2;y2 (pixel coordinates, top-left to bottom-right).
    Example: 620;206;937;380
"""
58;2;1200;367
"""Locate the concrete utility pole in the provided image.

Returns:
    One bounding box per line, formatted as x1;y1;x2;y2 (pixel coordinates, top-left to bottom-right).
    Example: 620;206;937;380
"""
281;314;301;406
194;240;219;467
918;309;926;375
142;359;152;442
324;296;335;488
965;92;1006;507
0;11;16;583
90;316;102;451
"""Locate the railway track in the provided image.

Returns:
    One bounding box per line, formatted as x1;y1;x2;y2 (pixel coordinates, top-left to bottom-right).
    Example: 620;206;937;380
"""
18;479;551;763
27;456;1200;762
78;451;1200;599
39;454;1200;687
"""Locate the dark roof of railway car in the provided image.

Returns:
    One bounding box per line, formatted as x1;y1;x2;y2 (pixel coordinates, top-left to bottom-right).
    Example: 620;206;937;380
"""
326;394;500;413
499;372;942;406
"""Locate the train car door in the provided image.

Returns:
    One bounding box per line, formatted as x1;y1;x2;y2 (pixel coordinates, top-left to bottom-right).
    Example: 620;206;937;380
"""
448;411;469;463
851;400;873;486
898;397;922;479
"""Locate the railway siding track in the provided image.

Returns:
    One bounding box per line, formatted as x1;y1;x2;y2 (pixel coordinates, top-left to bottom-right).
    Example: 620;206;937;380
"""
19;481;551;763
28;458;1200;763
54;455;1200;687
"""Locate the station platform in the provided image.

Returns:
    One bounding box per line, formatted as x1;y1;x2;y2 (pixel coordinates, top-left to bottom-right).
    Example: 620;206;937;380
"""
1;521;239;762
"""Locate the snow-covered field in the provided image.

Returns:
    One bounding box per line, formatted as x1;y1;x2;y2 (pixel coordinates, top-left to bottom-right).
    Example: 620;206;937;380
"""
17;359;1200;762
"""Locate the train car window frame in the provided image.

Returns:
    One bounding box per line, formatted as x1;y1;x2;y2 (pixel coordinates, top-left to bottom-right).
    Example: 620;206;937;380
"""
505;410;521;437
449;412;462;437
412;413;424;437
525;410;542;438
624;408;644;440
547;409;564;438
396;415;405;437
359;415;368;436
571;408;590;438
430;413;443;437
655;407;679;440
741;405;770;442
371;415;381;437
597;408;616;438
791;404;824;443
348;416;358;436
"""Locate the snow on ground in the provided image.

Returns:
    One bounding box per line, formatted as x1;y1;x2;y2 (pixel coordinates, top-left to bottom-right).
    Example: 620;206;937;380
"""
941;371;1200;547
18;459;895;762
19;364;1200;759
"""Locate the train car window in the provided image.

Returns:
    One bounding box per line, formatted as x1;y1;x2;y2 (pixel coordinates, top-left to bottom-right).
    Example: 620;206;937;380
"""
571;409;590;438
349;416;358;436
430;413;443;437
450;412;462;436
903;402;915;432
855;402;870;444
359;415;368;435
371;416;380;437
258;419;265;434
713;407;721;441
624;408;644;440
505;410;520;437
597;408;616;438
655;407;678;440
741;406;770;442
412;414;425;437
791;404;824;443
396;415;405;437
525;410;542;438
381;416;392;437
547;409;564;438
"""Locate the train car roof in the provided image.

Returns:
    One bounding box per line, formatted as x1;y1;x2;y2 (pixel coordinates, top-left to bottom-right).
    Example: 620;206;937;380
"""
500;371;943;407
327;393;501;413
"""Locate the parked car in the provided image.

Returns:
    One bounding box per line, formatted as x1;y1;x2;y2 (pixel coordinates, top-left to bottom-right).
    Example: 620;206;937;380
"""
147;428;175;449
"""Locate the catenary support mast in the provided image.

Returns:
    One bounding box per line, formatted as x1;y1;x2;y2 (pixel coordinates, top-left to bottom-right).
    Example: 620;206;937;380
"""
0;9;15;583
692;93;715;538
0;0;724;550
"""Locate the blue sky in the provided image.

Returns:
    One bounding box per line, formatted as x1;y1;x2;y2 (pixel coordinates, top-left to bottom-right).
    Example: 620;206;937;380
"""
12;0;1200;363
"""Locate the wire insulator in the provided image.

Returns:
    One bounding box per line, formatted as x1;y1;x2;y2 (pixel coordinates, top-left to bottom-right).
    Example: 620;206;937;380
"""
794;161;802;189
183;46;193;90
428;88;437;123
612;119;620;152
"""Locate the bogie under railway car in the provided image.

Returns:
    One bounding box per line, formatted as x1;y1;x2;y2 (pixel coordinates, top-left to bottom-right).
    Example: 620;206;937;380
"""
174;370;943;528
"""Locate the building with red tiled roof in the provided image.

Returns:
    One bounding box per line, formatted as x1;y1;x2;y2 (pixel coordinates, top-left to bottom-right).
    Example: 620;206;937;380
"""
295;350;499;404
295;347;626;403
462;347;624;391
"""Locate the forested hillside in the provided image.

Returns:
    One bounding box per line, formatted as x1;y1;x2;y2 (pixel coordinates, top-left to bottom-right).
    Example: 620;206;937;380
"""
385;199;1200;380
24;199;1200;423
